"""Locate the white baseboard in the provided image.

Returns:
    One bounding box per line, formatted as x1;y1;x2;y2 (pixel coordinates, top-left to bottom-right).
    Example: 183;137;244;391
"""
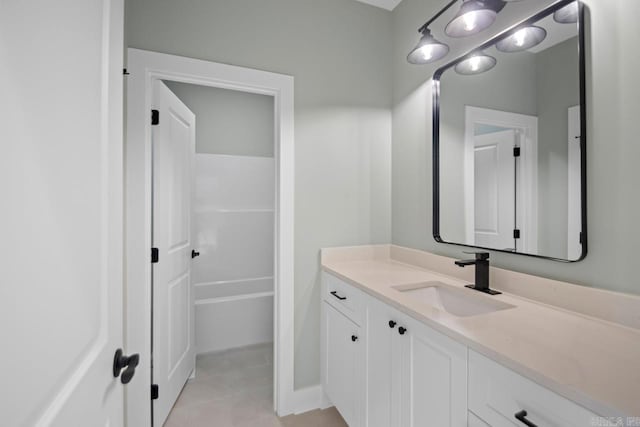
288;385;332;415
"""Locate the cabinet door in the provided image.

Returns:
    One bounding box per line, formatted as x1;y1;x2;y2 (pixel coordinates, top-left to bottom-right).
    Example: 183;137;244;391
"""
398;316;468;427
365;299;401;427
323;302;362;426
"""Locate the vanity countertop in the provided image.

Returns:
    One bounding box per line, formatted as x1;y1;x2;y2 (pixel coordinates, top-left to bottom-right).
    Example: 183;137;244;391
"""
321;245;640;418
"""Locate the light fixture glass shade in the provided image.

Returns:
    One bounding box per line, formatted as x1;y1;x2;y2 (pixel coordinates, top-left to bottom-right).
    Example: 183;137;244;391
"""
407;29;450;64
454;53;497;75
496;26;547;52
445;0;503;38
553;1;579;24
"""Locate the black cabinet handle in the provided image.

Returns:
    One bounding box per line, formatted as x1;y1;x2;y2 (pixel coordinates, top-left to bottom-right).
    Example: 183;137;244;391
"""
514;410;537;427
330;291;347;301
398;326;407;335
388;320;397;328
191;249;200;259
351;335;358;342
113;349;139;385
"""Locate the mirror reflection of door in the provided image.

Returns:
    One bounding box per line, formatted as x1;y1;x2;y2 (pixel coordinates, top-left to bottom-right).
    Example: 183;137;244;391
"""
463;107;539;255
472;129;517;251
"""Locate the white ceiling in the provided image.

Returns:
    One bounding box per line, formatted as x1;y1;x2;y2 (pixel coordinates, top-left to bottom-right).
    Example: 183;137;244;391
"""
353;0;403;11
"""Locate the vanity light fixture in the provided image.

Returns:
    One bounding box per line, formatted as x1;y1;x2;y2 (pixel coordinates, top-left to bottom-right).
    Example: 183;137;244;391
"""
407;28;450;64
444;0;507;38
454;53;497;75
553;1;579;24
495;25;547;52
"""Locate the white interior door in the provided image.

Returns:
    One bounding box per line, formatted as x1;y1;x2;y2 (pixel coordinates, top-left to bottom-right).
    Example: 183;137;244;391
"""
567;105;582;260
473;130;517;250
152;80;196;425
0;1;125;426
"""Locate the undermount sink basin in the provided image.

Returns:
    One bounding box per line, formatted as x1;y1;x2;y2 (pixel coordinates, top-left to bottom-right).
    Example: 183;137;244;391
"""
392;281;515;317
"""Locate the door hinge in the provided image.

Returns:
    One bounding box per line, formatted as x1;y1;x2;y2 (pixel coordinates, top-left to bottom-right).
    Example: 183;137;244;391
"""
151;109;160;125
151;384;159;400
513;146;521;157
513;229;521;239
151;247;159;264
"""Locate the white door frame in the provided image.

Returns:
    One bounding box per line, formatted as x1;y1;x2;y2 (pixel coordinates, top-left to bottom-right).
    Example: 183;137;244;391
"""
464;106;538;254
125;48;295;426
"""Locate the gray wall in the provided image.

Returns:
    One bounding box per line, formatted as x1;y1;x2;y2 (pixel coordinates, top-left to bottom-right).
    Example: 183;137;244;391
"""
438;51;537;243
126;0;392;389
536;37;580;258
392;0;640;296
164;81;274;157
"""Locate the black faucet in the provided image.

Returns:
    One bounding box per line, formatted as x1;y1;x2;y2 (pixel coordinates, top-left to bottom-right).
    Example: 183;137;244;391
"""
455;252;501;295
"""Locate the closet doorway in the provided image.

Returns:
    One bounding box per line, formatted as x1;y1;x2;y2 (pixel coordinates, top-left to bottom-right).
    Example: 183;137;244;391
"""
159;79;276;425
125;49;295;427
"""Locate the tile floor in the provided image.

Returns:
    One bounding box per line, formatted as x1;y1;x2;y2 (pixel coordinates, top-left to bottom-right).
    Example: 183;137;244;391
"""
164;343;347;427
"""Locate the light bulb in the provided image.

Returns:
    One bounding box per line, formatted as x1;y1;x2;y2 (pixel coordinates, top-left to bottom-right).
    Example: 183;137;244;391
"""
463;11;478;31
470;56;481;71
420;45;434;61
514;28;527;47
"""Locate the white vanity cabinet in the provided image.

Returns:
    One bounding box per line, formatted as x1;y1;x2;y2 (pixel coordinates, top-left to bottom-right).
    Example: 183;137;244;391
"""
322;271;609;427
365;296;468;427
322;273;366;427
322;272;467;427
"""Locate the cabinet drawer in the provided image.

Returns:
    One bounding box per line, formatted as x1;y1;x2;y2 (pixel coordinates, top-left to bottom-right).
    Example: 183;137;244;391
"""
323;272;364;325
468;350;603;427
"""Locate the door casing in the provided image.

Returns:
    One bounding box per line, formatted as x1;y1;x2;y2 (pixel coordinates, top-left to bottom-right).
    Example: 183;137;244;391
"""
125;48;295;426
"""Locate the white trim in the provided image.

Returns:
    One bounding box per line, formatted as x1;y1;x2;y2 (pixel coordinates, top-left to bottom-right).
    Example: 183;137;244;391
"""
125;48;295;425
288;385;333;415
195;291;275;305
464;106;538;253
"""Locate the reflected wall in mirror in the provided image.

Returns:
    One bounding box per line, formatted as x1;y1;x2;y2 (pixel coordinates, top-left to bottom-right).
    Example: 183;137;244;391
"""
433;0;586;262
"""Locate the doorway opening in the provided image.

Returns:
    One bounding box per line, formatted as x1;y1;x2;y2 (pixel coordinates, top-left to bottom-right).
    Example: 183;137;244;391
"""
154;79;277;426
125;49;295;427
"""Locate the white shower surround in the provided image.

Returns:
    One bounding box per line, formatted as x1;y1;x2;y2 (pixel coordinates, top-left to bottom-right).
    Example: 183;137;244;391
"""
193;154;275;353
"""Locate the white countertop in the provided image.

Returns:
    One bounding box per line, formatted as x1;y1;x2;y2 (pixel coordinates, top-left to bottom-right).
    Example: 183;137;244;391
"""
321;246;640;417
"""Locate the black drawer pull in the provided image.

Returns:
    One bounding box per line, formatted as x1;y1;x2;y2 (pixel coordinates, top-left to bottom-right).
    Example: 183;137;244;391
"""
398;326;407;335
351;335;358;342
514;410;537;427
330;291;347;301
388;320;397;328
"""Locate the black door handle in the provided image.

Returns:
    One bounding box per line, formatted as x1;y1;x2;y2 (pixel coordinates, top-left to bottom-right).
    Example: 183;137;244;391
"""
113;349;139;384
388;320;397;328
191;249;200;259
514;410;538;427
398;326;407;335
330;291;347;301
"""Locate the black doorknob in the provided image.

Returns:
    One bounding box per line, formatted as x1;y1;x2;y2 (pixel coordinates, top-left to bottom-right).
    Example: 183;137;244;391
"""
398;326;407;335
351;335;358;342
191;250;200;259
113;349;139;384
388;320;397;328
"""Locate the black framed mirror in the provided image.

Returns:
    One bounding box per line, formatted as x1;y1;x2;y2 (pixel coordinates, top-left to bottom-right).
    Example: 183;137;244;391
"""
432;0;587;262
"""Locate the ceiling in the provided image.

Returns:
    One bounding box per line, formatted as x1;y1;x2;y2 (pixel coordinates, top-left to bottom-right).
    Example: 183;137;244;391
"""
353;0;403;11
